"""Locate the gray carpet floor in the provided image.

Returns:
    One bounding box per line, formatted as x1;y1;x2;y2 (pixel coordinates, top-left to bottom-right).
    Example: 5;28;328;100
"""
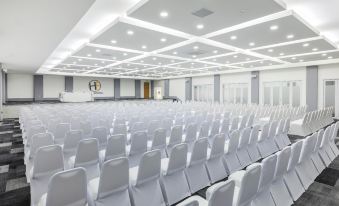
0;118;338;206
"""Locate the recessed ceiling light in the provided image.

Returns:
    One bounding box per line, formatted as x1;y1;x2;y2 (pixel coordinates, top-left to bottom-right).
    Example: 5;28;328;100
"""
213;50;218;54
322;53;327;56
291;57;297;60
87;54;92;57
152;57;157;60
101;61;105;64
127;30;134;35
268;49;274;52
225;61;230;64
246;58;251;61
312;48;318;51
171;60;175;63
213;59;216;61
160;11;168;18
233;55;238;58
279;53;285;56
287;34;294;39
112;57;116;60
230;35;237;40
110;40;117;44
96;49;101;52
173;51;177;55
140;60;144;63
142;45;147;49
160;38;167;42
78;59;82;61
193;46;199;50
303;43;310;47
123;53;128;56
270;25;279;30
196;24;204;29
299;59;304;62
72;61;76;64
192;55;197;58
191;62;195;65
249;42;255;47
94;63;98;66
328;56;333;59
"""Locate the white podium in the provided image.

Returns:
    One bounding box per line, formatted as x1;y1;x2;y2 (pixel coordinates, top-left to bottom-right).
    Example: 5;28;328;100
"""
59;91;93;102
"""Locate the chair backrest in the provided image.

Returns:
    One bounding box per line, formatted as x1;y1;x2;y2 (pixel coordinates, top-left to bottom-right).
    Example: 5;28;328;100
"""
92;127;108;147
230;117;239;131
136;150;161;186
287;140;303;172
166;143;188;175
30;132;54;159
46;168;87;206
239;115;248;129
299;135;314;163
32;145;64;179
274;146;291;180
63;130;82;153
238;127;251;148
209;134;226;159
105;134;126;161
283;118;290;134
71;117;81;130
27;125;46;142
199;121;210;138
131;122;146;133
189;138;208;166
129;131;148;156
259;123;270;141
147;120;160;139
227;130;240;153
257;154;277;193
55;123;70;140
237;164;261;206
75;138;99;167
97;157;129;200
220;118;230;135
276;119;284;135
246;114;255;128
152;128;167;150
206;180;235;206
268;121;278;138
321;126;331;148
249;125;260;144
80;121;92;136
185;124;197;143
169;125;183;146
112;124;127;136
316;129;324;150
210;120;220;137
162;118;173;134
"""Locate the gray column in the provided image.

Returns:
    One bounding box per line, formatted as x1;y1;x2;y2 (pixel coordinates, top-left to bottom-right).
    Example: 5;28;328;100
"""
151;80;154;99
114;79;120;99
185;77;192;101
164;79;170;98
0;66;3;120
214;75;220;102
306;66;318;111
65;76;73;92
2;70;6;104
33;75;43;101
251;71;259;104
135;80;141;98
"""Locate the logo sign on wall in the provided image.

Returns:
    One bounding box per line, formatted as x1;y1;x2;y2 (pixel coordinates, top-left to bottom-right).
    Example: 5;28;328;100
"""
88;80;103;94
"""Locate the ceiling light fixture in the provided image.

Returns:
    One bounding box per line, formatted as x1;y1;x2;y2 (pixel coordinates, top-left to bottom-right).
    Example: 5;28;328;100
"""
312;48;318;51
123;53;128;56
160;38;167;42
173;51;177;55
270;25;279;30
213;50;218;54
268;49;274;52
142;45;147;49
249;42;255;47
303;43;310;47
233;55;238;58
87;54;92;57
196;24;204;29
328;56;333;59
96;49;101;52
230;35;237;40
152;57;157;60
287;34;294;39
78;59;82;61
110;40;117;44
127;30;134;35
193;46;199;50
322;53;327;56
160;11;168;18
279;53;285;56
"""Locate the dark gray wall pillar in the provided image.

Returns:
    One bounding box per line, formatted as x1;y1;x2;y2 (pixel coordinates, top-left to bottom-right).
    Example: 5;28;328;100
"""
306;66;318;111
251;71;259;104
114;79;120;99
164;79;169;98
151;80;154;99
2;71;6;104
33;75;43;101
135;80;141;98
65;76;73;92
185;77;192;101
214;75;220;102
0;67;2;120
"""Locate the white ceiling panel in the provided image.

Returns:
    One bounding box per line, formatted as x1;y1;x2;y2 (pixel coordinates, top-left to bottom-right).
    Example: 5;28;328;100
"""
61;56;114;67
128;0;285;35
254;38;336;57
172;61;215;69
210;15;318;49
232;59;282;68
281;51;339;63
73;46;140;61
130;55;185;65
160;42;232;59
92;21;186;51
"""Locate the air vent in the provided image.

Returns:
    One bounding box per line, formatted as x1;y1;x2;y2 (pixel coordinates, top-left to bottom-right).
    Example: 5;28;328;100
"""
192;8;213;18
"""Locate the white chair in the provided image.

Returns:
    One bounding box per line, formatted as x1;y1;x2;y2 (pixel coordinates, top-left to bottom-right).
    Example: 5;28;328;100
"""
206;134;228;183
88;157;131;206
199;121;210;138
274;119;286;150
63;130;82;161
28;132;54;160
257;123;271;158
310;130;326;174
184;124;198;151
329;122;339;157
147;120;160;140
161;118;173;136
326;123;337;161
318;128;332;166
284;140;305;201
238;115;247;130
129;150;166;206
230;117;239;132
223;130;242;174
70;116;82;130
220;118;230;138
209;120;220;139
247;125;261;162
24;125;46;148
80;121;92;138
253;155;277;206
150;128;167;158
266;121;279;155
167;125;183;155
54;123;70;145
68;138;100;181
92;127;108;150
229;164;261;206
160;143;191;205
101;134;126;162
270;147;293;206
246;114;254;128
185;138;210;193
30;145;64;206
37;167;88;206
282;118;291;146
176;180;235;206
128;131;148;167
237;127;252;168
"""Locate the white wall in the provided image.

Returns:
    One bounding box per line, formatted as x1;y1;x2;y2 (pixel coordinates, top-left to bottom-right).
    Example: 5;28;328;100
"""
259;67;307;105
169;78;185;101
7;74;34;99
220;72;251;102
318;63;339;109
192;76;214;86
43;75;64;98
121;79;135;97
73;77;114;97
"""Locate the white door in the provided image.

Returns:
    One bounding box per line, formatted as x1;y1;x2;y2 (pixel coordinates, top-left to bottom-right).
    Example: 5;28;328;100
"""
324;80;339;117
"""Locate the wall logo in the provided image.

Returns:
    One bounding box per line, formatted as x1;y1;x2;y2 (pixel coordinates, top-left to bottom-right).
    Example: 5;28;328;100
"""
88;80;101;92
